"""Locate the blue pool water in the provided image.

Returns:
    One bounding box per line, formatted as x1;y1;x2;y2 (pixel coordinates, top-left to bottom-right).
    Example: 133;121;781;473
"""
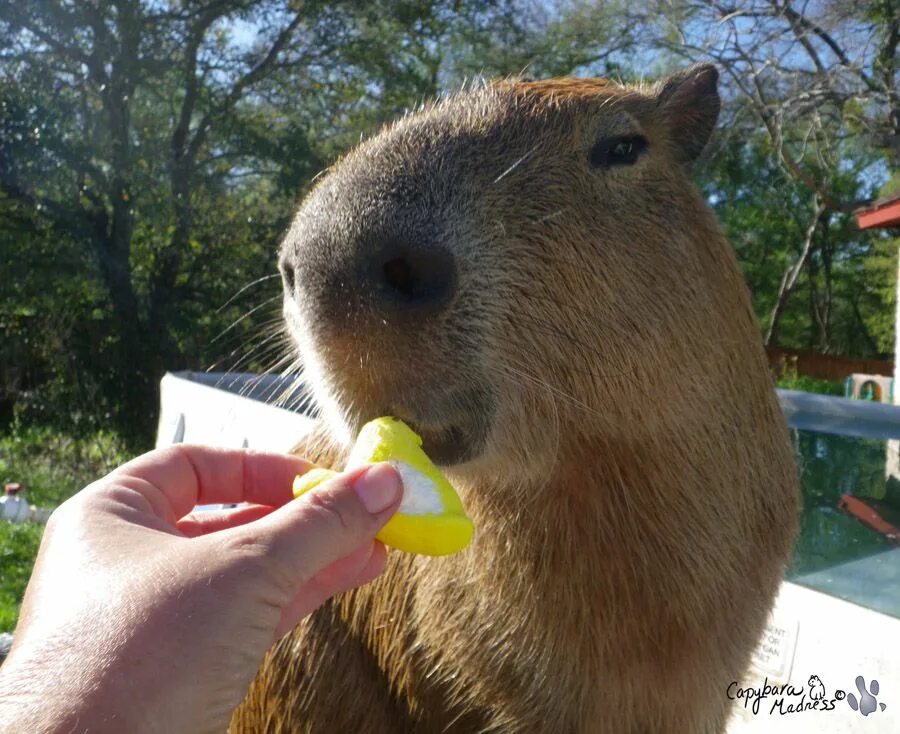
782;391;900;618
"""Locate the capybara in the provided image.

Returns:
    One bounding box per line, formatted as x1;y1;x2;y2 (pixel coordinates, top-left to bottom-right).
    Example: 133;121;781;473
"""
231;64;799;733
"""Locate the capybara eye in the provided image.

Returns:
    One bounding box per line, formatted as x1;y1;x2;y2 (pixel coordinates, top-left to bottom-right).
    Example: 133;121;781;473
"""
590;135;647;168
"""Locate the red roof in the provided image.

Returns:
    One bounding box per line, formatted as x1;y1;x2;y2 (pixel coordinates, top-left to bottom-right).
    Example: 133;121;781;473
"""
856;194;900;229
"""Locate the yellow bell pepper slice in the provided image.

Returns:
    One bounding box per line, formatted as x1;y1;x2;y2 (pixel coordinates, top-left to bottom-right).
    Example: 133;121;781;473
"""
292;417;473;556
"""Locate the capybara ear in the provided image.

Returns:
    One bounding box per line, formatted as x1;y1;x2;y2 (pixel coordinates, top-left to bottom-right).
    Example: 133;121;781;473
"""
655;64;720;163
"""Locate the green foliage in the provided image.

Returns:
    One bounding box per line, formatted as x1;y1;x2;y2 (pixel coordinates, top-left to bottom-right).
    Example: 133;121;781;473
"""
861;235;899;354
700;131;892;358
770;353;844;395
861;173;900;354
443;0;638;80
0;3;299;442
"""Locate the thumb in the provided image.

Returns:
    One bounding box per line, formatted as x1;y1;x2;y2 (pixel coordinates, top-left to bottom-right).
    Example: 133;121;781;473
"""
217;462;401;601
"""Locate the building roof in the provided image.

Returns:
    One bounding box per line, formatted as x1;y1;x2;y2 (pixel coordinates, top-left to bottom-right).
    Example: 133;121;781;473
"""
856;193;900;229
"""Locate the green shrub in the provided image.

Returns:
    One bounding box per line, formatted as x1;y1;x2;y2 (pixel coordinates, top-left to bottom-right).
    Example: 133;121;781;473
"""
772;360;845;397
774;373;845;396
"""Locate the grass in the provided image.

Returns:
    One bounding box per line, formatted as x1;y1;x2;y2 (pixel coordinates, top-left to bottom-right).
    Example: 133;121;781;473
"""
0;424;133;633
0;522;43;632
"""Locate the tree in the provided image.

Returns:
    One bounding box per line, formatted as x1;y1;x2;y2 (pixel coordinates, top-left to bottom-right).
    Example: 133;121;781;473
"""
641;0;898;351
0;0;567;441
698;128;892;355
643;0;898;212
0;1;336;438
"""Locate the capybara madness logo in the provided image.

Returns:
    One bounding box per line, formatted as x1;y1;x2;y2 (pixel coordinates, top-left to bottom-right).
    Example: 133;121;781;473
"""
727;674;887;718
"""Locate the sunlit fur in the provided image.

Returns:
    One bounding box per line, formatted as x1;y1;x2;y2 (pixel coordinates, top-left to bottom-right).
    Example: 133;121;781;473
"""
231;66;799;733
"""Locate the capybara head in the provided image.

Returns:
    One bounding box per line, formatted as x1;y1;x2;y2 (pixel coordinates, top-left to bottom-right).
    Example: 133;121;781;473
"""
280;64;747;486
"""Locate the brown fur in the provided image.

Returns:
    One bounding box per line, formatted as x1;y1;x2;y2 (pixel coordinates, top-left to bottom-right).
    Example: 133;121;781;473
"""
231;66;799;733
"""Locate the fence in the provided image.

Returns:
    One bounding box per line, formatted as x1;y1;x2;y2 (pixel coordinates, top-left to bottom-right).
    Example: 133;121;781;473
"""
767;346;893;383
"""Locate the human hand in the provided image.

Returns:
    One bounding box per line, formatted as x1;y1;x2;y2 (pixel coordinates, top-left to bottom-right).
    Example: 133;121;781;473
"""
0;445;401;733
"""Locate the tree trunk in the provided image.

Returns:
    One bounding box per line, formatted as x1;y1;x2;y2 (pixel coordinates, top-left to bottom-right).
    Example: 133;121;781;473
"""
765;196;825;346
87;0;159;441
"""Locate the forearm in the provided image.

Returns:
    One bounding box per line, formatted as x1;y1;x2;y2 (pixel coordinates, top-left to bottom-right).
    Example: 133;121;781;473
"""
0;622;159;734
0;654;100;734
0;622;235;734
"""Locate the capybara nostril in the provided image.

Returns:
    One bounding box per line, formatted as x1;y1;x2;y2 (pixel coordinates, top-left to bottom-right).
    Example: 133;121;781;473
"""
280;258;296;293
375;246;457;315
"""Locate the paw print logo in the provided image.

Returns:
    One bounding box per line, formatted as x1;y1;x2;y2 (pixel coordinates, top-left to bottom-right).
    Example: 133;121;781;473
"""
847;676;887;716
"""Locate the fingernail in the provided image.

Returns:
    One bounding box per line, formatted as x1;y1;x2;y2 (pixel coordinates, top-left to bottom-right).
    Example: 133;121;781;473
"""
353;463;401;514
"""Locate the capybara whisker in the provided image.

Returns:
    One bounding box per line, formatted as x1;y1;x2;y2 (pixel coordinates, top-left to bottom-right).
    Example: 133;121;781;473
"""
486;361;604;422
211;294;282;344
272;369;313;411
208;314;284;359
493;144;539;183
208;323;288;374
216;272;282;313
228;337;290;380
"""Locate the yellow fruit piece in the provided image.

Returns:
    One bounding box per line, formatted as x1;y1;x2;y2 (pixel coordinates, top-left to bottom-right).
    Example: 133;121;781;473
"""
291;417;474;556
292;467;340;497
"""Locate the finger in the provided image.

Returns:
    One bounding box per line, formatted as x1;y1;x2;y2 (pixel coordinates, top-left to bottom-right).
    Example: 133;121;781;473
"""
273;542;388;638
220;463;400;599
106;445;315;521
176;504;276;537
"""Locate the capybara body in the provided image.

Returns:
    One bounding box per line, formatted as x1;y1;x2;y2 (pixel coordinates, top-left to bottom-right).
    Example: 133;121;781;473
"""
231;65;799;733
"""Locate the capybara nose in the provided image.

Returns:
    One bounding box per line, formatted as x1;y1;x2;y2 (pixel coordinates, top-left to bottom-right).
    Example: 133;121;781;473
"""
285;237;458;326
371;244;457;317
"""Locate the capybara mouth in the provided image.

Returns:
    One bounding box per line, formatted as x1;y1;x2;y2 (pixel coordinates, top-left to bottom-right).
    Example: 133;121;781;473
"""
368;385;495;467
399;421;473;466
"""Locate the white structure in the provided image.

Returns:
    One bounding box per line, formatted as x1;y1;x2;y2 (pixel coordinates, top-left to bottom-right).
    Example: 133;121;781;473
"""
156;372;315;452
889;247;900;484
845;373;893;402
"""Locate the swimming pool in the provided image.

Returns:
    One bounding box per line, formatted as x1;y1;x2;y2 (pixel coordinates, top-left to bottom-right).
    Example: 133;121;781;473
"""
731;390;900;731
782;391;900;618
